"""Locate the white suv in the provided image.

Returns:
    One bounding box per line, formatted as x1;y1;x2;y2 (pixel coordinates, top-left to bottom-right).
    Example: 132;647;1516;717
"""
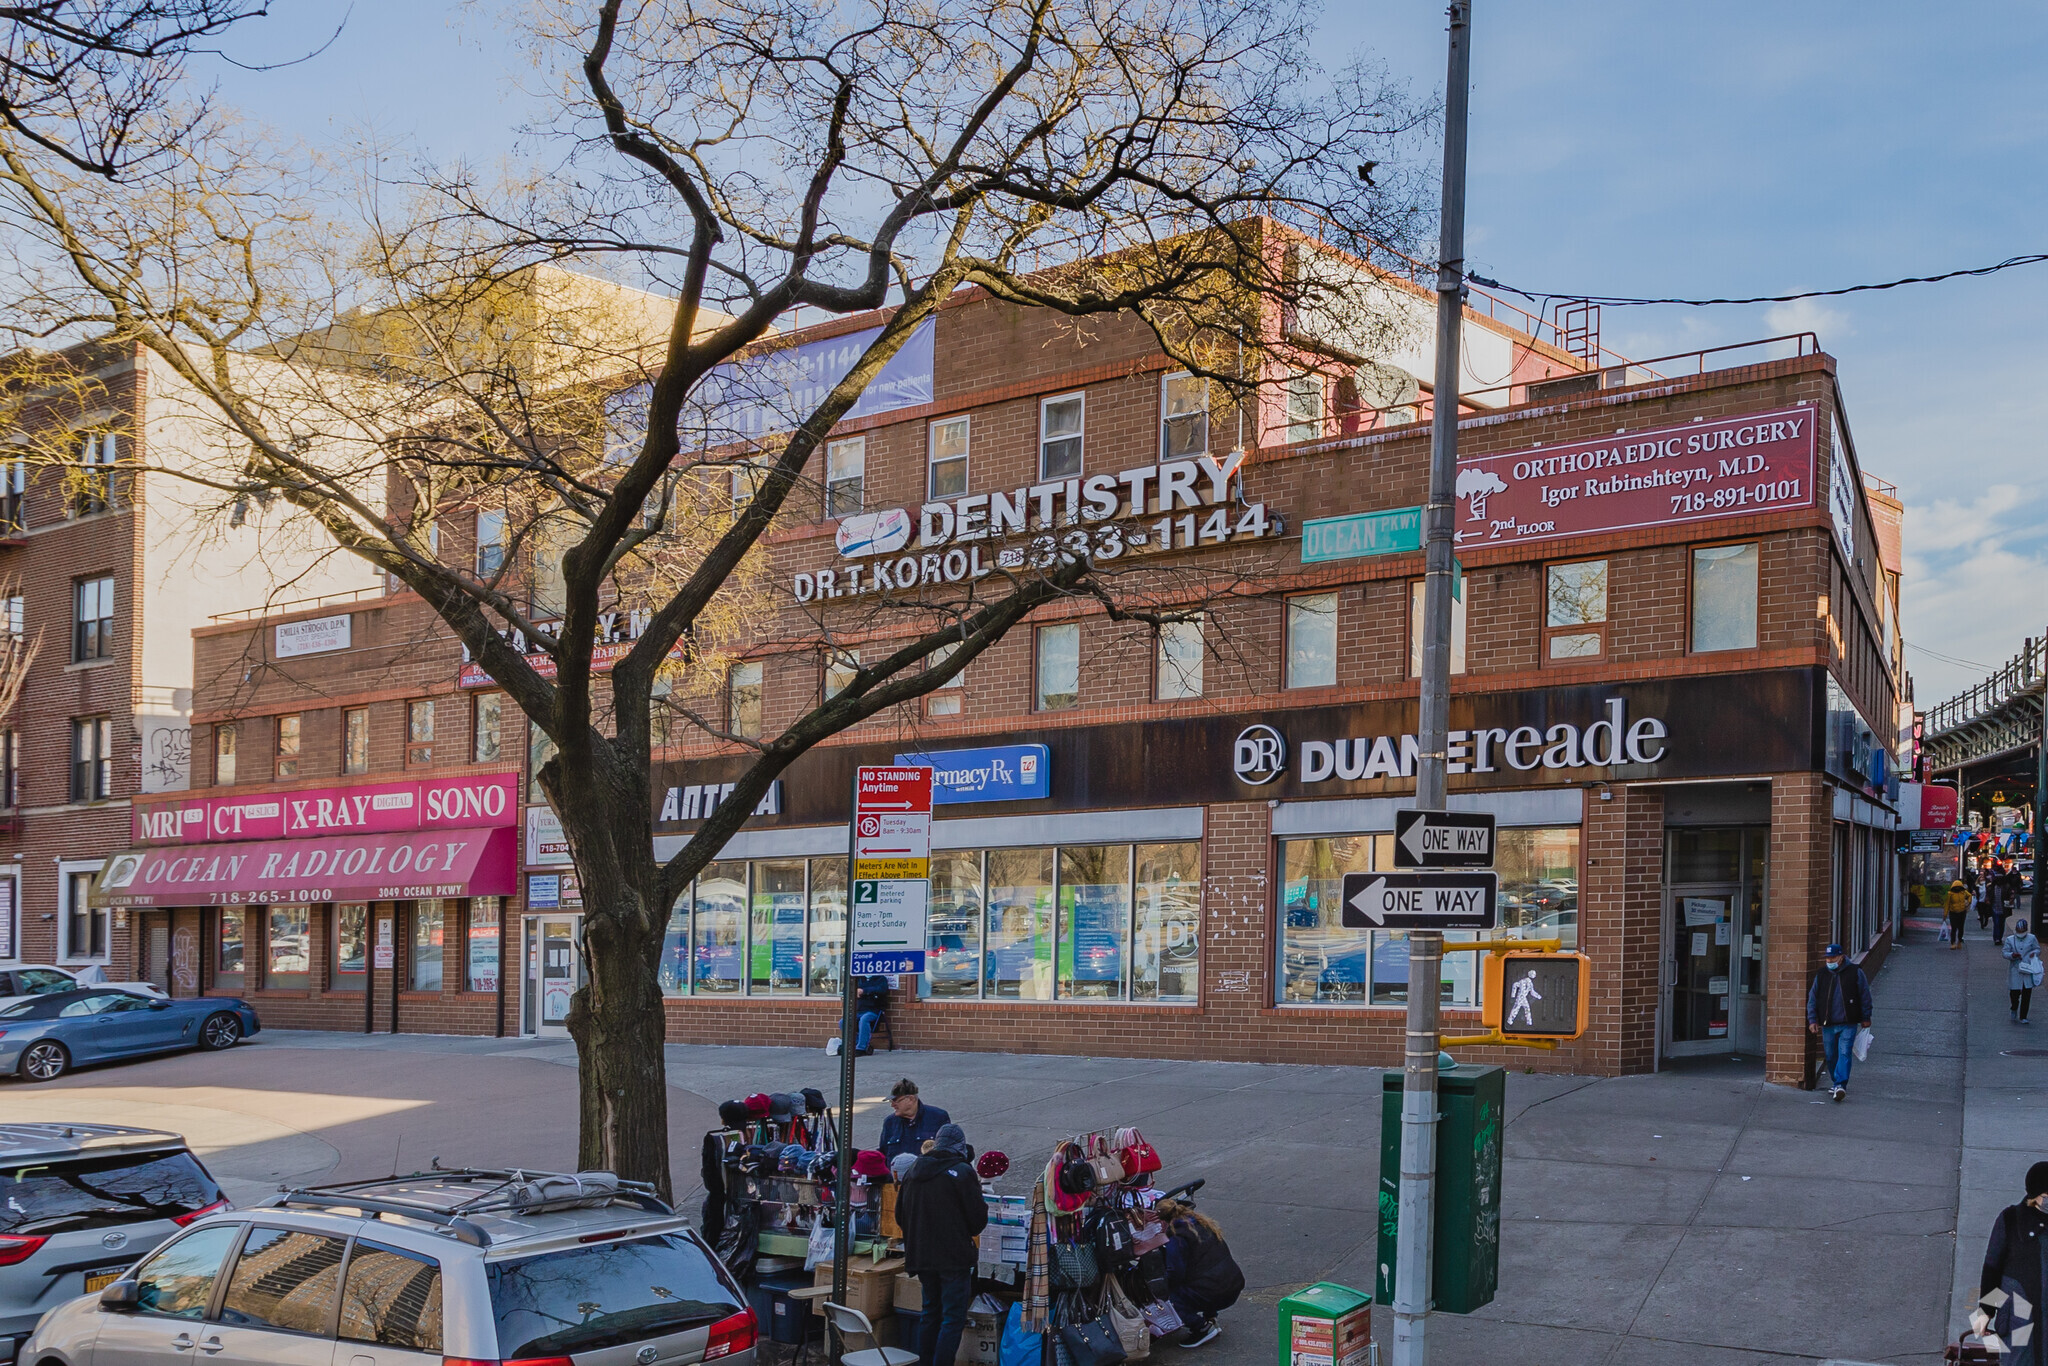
19;1169;756;1366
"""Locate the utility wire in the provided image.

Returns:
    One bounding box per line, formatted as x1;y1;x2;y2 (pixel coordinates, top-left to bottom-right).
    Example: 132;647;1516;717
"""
1468;251;2048;309
1906;640;1994;672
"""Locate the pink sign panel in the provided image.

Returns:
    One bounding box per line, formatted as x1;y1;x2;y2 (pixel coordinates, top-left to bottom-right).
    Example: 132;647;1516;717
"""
95;825;518;907
132;773;519;846
1453;406;1818;550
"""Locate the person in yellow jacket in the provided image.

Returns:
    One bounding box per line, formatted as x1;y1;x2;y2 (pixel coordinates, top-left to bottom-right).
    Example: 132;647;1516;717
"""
1946;879;1971;950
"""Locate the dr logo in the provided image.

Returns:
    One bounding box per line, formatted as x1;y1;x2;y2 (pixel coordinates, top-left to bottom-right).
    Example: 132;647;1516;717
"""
1232;724;1287;786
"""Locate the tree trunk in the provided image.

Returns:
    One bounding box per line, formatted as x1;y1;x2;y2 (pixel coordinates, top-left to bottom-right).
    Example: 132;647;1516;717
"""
562;860;673;1202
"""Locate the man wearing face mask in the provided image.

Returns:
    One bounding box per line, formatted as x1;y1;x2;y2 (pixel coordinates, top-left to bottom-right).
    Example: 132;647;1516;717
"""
1805;943;1872;1102
1976;1162;2048;1365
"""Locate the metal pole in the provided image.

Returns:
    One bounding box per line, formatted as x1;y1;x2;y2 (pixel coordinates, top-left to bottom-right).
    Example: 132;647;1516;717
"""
1395;7;1470;1366
831;771;859;1352
2034;695;2045;930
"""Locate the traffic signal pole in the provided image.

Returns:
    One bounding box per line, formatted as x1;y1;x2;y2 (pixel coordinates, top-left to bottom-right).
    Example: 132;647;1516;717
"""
1395;7;1471;1366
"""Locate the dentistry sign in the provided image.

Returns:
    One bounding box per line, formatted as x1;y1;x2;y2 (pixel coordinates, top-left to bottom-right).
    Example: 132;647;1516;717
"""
1452;406;1817;549
795;451;1277;602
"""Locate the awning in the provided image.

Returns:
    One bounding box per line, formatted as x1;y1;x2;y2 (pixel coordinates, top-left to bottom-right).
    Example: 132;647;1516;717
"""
91;825;519;907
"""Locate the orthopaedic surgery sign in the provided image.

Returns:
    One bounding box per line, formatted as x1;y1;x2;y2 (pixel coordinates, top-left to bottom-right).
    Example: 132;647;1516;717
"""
1452;405;1818;549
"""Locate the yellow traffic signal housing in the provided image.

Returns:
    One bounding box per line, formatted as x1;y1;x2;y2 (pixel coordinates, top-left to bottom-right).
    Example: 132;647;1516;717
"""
1483;951;1590;1041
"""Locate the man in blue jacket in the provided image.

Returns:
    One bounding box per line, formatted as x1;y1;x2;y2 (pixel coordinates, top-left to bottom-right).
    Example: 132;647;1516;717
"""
879;1077;950;1161
1806;943;1872;1103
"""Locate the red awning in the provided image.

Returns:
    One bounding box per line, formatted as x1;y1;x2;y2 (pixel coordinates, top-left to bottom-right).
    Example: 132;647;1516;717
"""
92;825;519;907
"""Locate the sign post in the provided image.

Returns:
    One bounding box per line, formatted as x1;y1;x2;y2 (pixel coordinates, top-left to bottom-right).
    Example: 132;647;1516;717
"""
832;765;933;1333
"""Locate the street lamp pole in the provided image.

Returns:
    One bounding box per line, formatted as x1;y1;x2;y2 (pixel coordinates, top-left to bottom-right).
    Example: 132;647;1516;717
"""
1393;6;1472;1366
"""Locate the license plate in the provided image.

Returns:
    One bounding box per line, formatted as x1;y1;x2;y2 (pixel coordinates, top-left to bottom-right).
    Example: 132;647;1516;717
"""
83;1269;124;1293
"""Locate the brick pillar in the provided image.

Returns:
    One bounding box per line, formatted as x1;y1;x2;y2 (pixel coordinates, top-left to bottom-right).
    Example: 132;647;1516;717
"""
1766;773;1832;1087
370;901;397;1032
1583;783;1664;1074
1201;800;1272;1057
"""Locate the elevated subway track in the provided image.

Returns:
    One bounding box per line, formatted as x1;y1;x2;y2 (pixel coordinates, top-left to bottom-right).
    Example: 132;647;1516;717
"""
1921;634;2046;823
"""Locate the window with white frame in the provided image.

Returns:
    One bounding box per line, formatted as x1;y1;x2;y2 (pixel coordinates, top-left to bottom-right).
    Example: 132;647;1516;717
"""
731;454;770;510
1156;617;1204;700
1035;622;1080;712
1040;393;1085;479
71;431;116;516
929;417;969;499
60;862;108;962
73;575;114;662
1285;374;1324;444
1;455;23;532
0;874;16;959
475;509;506;576
1160;373;1208;459
728;661;763;739
0;730;16;808
215;723;237;784
1286;593;1337;689
823;651;859;701
926;641;965;717
825;437;865;518
71;716;112;801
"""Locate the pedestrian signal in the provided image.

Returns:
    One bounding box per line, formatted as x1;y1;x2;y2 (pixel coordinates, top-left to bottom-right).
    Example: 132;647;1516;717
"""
1483;951;1590;1040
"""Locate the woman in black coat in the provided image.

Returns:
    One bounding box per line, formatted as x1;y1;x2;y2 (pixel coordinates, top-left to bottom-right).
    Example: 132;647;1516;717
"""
1978;1161;2048;1364
1155;1199;1244;1349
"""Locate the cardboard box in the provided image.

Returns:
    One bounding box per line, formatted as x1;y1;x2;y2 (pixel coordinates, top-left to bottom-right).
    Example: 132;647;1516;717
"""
895;1273;923;1312
811;1256;905;1321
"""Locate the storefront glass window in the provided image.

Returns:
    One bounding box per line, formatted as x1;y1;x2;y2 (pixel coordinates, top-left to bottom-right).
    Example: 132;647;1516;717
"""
217;909;245;982
1278;837;1373;1003
410;900;444;992
926;850;984;999
693;862;746;993
1132;842;1200;1001
333;903;368;990
1495;828;1581;949
750;860;806;994
660;888;690;996
808;857;846;996
1058;845;1130;999
467;898;500;993
266;905;309;989
985;848;1054;1000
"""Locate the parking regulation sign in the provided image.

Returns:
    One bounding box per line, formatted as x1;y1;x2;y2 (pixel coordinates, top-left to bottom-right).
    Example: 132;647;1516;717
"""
850;766;933;975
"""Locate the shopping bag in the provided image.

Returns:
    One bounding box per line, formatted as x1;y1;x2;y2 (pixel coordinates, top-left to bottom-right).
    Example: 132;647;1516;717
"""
804;1217;834;1270
2023;954;2045;988
1940;920;1952;943
1853;1026;1873;1062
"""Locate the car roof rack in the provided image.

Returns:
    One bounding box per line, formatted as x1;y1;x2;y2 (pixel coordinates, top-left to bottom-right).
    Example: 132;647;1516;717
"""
266;1165;672;1247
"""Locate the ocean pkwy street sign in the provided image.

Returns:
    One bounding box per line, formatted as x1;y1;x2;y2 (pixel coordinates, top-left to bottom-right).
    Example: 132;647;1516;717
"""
850;766;933;975
1340;871;1499;930
1300;506;1422;563
1393;809;1497;868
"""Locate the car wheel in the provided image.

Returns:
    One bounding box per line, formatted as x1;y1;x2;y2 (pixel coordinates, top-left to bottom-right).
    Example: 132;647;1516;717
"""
198;1012;242;1051
19;1040;68;1081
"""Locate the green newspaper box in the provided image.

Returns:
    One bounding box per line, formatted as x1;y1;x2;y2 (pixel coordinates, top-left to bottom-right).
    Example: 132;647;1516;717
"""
1277;1282;1372;1366
1375;1063;1503;1314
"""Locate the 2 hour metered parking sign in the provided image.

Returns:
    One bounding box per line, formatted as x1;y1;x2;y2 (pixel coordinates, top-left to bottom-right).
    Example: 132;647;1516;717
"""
1339;870;1498;930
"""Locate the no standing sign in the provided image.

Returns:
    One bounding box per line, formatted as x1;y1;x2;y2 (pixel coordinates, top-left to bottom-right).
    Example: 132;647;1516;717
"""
850;766;933;975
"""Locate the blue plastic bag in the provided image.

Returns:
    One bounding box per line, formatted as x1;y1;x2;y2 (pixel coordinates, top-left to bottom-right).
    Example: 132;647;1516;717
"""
999;1300;1043;1366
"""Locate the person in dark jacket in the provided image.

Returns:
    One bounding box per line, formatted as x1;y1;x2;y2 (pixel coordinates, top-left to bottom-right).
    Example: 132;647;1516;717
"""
1153;1198;1244;1348
897;1123;987;1366
1977;1161;2048;1365
1805;944;1872;1102
879;1077;950;1161
854;975;889;1055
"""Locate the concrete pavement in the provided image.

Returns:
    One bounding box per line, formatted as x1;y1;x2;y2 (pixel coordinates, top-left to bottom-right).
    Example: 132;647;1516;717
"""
5;922;2022;1365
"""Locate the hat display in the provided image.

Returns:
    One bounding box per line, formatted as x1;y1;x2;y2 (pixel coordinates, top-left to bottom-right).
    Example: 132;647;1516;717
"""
976;1150;1009;1179
768;1092;797;1120
717;1099;751;1130
744;1092;772;1117
852;1149;891;1180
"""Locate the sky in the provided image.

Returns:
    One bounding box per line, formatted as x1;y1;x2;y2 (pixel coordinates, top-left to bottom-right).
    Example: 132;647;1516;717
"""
196;1;2048;707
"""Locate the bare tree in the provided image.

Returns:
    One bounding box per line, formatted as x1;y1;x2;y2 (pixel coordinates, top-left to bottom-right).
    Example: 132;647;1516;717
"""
0;0;1429;1195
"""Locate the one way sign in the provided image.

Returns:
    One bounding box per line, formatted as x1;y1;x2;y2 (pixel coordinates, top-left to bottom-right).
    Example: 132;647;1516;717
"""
1393;809;1496;868
1340;871;1499;930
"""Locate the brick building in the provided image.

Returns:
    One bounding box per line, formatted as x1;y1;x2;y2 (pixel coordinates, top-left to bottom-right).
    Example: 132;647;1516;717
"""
102;231;1904;1087
0;339;376;982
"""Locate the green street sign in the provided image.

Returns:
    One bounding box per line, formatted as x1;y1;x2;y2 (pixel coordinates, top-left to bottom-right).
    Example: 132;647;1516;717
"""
1301;506;1422;563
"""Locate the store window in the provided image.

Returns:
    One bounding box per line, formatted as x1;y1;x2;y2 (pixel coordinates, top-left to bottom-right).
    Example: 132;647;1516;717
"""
473;693;504;763
692;862;747;993
71;716;112;801
217;909;245;984
1160;373;1208;459
1285;374;1324;444
1544;559;1607;661
728;661;762;739
661;886;692;995
61;867;108;961
73;575;114;661
216;724;237;784
467;899;500;993
1692;542;1760;652
1286;593;1337;689
1134;843;1200;1001
926;850;984;999
750;859;806;995
409;900;444;992
333;903;368;990
926;642;965;718
407;700;435;765
985;848;1055;1000
1408;580;1468;676
1058;845;1130;999
807;857;846;997
267;905;310;989
1040;393;1085;479
1156;617;1204;700
929;416;970;499
1035;623;1079;712
826;437;864;518
1495;829;1581;948
344;707;370;773
275;714;301;779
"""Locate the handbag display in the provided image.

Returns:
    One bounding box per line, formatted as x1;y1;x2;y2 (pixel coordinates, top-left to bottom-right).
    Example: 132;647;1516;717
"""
1060;1157;1100;1197
1113;1127;1162;1178
1104;1278;1150;1360
1091;1209;1135;1268
1058;1315;1130;1366
1086;1152;1127;1186
1052;1240;1100;1290
1140;1300;1183;1337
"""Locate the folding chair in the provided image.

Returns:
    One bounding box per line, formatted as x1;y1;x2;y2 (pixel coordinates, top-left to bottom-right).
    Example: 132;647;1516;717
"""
822;1302;919;1366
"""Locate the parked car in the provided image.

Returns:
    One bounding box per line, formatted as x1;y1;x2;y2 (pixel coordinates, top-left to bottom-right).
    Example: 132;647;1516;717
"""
0;1123;228;1364
20;1168;756;1366
0;970;163;1013
0;991;258;1083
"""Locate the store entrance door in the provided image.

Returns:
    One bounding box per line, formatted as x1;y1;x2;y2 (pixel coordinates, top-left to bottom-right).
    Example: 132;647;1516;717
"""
524;915;582;1037
1666;885;1739;1056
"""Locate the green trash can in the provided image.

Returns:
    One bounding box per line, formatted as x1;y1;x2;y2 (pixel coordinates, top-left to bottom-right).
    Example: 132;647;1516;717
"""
1375;1063;1503;1314
1277;1282;1372;1366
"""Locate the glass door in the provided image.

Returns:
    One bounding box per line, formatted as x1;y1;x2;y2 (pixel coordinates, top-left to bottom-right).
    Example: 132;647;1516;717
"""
528;915;581;1037
1667;886;1737;1056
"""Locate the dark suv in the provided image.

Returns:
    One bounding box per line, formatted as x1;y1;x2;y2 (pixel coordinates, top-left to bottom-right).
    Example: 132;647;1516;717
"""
0;1125;228;1363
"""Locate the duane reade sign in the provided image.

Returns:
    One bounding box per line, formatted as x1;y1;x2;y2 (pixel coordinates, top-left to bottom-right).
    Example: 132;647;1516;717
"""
274;613;352;659
1290;697;1669;783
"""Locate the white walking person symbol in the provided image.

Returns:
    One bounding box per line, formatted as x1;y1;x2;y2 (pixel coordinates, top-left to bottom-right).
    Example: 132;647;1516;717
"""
1507;968;1542;1027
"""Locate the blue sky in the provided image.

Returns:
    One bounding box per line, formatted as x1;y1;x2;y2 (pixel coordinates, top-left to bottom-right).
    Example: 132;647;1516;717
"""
203;2;2048;707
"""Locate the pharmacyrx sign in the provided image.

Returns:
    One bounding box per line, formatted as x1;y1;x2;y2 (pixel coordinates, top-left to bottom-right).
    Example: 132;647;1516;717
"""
895;744;1049;803
1454;406;1817;549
